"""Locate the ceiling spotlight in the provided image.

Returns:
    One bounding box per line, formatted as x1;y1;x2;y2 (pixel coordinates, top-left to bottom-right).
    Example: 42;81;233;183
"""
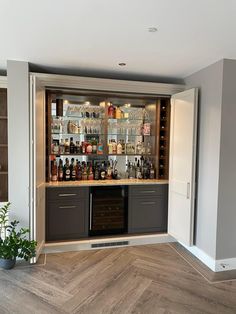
64;100;69;105
118;62;126;66
148;27;158;33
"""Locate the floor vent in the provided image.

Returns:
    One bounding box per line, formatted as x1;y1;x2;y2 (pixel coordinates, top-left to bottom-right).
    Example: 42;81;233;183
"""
91;241;129;248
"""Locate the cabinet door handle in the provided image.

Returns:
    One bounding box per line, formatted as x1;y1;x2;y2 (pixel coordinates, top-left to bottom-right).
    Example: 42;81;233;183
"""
187;182;190;199
59;205;76;209
141;201;156;205
59;193;77;197
90;193;93;230
140;191;155;194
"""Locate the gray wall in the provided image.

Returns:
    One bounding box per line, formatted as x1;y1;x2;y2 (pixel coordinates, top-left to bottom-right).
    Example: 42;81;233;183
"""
216;59;236;260
184;60;224;259
7;60;30;228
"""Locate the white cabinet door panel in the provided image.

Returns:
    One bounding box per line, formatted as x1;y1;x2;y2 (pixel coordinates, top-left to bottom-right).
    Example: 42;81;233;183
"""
168;88;198;246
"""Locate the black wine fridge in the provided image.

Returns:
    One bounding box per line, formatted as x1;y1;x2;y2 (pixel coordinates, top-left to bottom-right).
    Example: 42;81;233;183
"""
89;186;128;236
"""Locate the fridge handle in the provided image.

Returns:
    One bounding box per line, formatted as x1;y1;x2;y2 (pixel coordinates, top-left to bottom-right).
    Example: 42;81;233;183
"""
89;193;93;230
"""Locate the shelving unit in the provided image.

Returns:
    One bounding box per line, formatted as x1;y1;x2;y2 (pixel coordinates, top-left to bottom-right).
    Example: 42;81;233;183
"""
157;99;171;179
45;90;170;182
0;88;8;202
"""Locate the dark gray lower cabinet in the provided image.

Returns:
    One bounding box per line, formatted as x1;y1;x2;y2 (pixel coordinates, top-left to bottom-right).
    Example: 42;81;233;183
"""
128;184;168;233
46;187;89;241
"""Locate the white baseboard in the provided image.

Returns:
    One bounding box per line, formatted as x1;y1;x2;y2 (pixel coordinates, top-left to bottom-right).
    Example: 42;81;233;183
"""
215;257;236;272
181;244;216;271
43;233;175;254
182;244;236;272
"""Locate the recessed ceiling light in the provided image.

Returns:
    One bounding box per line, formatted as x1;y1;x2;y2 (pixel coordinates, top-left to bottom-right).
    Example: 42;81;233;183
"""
118;62;126;66
148;27;158;33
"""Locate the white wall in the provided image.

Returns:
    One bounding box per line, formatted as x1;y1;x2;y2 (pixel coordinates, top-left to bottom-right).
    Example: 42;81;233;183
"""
216;59;236;260
7;60;30;228
184;60;224;259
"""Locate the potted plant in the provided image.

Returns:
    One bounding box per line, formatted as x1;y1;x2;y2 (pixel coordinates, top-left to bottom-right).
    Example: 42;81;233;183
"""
0;202;37;269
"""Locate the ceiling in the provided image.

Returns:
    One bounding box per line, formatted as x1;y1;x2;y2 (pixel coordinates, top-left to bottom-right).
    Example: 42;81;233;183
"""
1;0;236;82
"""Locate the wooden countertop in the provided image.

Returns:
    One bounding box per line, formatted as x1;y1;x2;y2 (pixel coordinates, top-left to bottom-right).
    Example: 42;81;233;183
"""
45;179;168;188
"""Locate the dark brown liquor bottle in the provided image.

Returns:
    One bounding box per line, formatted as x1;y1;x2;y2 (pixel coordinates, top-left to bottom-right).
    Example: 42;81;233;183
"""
76;161;82;180
51;159;58;182
58;159;64;181
88;163;94;180
64;158;71;181
70;137;76;154
70;158;76;181
82;162;88;180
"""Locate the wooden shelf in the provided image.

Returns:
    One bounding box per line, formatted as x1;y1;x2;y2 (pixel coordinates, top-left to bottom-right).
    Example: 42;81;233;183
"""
0;116;7;119
0;171;8;175
0;144;8;147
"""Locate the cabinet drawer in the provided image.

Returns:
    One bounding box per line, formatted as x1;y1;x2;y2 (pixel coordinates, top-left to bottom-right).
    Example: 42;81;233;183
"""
46;200;88;241
128;196;167;233
46;187;88;203
129;184;168;198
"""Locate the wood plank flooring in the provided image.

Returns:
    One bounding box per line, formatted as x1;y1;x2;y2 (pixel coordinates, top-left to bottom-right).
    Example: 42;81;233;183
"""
0;244;236;314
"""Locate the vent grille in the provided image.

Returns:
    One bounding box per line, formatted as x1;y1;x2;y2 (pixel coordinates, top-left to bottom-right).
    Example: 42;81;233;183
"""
91;241;129;248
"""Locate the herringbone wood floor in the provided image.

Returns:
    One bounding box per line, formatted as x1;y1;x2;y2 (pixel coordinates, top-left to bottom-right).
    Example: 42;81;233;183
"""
0;244;236;314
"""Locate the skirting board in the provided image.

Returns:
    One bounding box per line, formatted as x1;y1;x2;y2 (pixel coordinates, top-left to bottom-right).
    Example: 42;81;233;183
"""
182;243;236;272
43;233;175;254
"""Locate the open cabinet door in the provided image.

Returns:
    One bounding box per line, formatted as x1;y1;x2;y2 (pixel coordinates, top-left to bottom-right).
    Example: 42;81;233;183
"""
168;88;198;246
29;75;45;262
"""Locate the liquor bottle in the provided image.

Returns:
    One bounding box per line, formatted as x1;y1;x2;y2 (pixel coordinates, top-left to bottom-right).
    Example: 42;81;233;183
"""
64;158;71;181
121;139;126;154
59;139;65;154
117;140;122;154
108;103;115;118
75;141;80;154
86;141;92;154
106;161;112;180
64;138;70;154
70;158;76;181
88;163;94;180
51;159;58;181
82;141;86;154
70;137;76;154
100;162;106;180
53;141;59;155
108;140;113;154
97;140;103;155
115;106;122;119
146;142;152;155
76;161;82;180
136;159;142;179
129;162;136;179
91;138;97;154
136;141;142;154
149;163;155;179
112;139;117;154
58;159;64;181
94;163;100;180
82;163;88;180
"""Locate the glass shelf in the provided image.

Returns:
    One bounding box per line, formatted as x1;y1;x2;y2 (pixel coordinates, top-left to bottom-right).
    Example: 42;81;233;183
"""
51;115;105;120
50;153;156;157
51;132;154;136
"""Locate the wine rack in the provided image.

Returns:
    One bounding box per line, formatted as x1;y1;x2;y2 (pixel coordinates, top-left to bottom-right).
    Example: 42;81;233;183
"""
157;99;170;179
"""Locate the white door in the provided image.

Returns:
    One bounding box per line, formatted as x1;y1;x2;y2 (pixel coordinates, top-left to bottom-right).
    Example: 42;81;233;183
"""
168;88;198;246
29;75;45;262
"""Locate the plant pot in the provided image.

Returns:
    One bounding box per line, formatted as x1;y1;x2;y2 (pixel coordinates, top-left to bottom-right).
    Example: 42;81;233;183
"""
0;257;16;270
